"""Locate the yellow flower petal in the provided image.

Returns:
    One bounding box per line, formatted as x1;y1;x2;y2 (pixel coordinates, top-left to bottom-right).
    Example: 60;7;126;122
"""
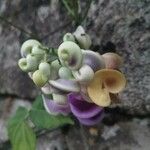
87;74;111;107
87;69;126;107
95;69;126;93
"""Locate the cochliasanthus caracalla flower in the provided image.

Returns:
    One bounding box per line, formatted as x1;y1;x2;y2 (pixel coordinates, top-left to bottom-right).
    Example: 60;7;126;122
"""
87;69;126;107
18;25;126;126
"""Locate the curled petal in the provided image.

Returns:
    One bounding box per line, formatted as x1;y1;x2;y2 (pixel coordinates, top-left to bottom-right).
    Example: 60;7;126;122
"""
88;83;111;107
21;39;41;57
32;70;48;87
96;69;126;93
42;95;70;115
102;53;123;69
82;50;105;72
77;111;104;126
18;58;28;72
59;67;73;79
73;26;91;49
18;55;38;72
49;79;80;92
58;41;83;70
63;33;75;42
72;65;94;83
87;69;126;107
87;71;111;107
68;93;103;118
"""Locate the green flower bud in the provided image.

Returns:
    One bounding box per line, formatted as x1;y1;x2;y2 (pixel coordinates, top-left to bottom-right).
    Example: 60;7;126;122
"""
58;67;73;79
73;26;91;49
39;62;51;78
58;41;83;70
32;45;45;62
32;70;48;87
18;58;28;72
18;54;38;72
63;33;75;42
50;60;61;80
21;39;41;57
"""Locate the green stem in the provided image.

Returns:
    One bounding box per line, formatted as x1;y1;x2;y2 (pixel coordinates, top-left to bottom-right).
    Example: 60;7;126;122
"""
62;0;75;19
81;0;92;22
81;0;93;24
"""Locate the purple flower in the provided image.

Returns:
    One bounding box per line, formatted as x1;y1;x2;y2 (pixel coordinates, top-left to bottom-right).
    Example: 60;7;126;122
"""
68;93;104;126
42;95;71;115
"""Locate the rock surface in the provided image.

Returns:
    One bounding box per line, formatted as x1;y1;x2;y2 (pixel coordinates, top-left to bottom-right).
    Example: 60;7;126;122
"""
66;118;150;150
0;0;150;149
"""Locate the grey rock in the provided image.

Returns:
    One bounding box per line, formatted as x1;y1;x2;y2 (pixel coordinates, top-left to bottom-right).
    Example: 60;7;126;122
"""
37;130;67;150
65;118;150;150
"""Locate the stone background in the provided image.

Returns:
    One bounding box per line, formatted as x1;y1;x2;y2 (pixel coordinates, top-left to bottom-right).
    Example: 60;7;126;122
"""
0;0;150;149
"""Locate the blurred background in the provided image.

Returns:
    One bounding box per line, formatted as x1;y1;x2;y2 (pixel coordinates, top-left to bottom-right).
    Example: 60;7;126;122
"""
0;0;150;149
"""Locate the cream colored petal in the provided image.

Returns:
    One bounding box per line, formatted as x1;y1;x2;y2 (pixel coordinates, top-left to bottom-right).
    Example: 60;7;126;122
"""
95;69;126;93
87;76;111;107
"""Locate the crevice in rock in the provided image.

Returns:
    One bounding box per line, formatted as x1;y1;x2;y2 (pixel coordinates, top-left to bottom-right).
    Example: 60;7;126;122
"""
92;41;116;54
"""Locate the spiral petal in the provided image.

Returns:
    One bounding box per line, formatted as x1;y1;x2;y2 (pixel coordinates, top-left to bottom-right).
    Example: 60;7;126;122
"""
58;41;83;70
87;71;111;107
21;39;41;57
96;69;126;93
18;55;38;72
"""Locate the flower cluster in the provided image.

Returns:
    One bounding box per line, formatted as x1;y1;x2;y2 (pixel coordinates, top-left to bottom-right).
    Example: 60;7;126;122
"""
18;26;126;126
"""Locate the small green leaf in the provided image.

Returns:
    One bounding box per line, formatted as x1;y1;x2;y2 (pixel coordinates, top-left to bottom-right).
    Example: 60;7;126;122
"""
7;107;36;150
32;95;45;110
30;109;74;129
7;107;28;128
